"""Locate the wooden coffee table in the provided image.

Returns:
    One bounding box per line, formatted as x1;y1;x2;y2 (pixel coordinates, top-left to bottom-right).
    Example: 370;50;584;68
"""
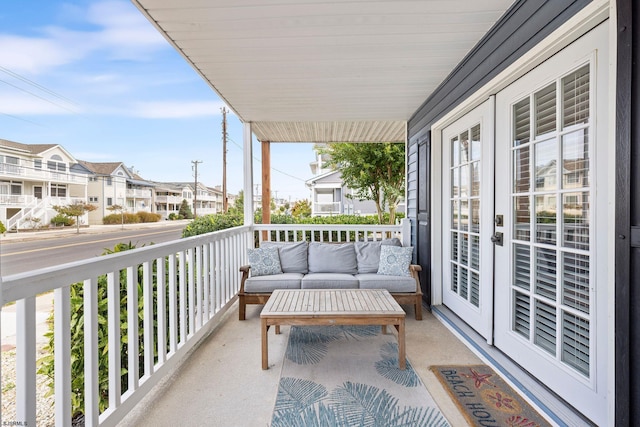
260;289;406;370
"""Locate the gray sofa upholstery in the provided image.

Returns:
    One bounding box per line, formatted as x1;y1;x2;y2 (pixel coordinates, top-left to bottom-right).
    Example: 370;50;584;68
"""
238;240;423;320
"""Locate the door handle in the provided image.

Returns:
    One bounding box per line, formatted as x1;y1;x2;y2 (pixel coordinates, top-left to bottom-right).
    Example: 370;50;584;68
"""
491;232;503;246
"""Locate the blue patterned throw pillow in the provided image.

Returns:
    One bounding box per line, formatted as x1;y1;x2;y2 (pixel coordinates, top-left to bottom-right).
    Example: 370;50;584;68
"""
377;245;413;277
247;247;282;276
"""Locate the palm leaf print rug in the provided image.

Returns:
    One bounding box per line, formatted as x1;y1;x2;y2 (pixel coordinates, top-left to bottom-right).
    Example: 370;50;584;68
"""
271;325;450;427
430;365;552;427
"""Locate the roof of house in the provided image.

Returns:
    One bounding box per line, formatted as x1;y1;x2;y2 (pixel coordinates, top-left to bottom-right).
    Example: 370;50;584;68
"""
77;160;126;176
1;138;59;155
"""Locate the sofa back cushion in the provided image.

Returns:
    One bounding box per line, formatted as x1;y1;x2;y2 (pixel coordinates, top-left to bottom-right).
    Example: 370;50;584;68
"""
261;241;308;274
354;238;402;274
308;242;357;274
247;247;283;276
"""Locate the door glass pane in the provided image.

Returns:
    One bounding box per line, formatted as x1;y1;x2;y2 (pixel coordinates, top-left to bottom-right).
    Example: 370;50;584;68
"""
471;124;481;160
451;264;458;292
471;235;480;270
513;146;530;193
513;290;531;338
513;244;530;290
563;192;589;250
535;300;557;355
535;248;556;300
514;196;530;241
451;232;459;262
513;99;530;146
535;195;556;244
460;233;469;266
562;130;589;188
562;312;590;376
562;252;590;313
451;136;459;166
535;139;556;191
460;164;469;197
451;168;459;197
470;272;480;307
470;199;480;233
535;83;556;137
451;200;459;229
460;131;469;163
460;200;469;231
562;65;590;128
471;162;480;197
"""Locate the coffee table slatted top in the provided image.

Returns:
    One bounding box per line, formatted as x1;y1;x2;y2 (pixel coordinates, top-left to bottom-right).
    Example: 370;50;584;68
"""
261;289;404;318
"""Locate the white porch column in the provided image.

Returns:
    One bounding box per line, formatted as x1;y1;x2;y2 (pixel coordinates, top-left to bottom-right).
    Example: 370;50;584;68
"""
243;122;254;225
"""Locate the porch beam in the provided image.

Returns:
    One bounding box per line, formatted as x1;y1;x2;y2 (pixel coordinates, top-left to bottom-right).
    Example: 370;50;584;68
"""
243;122;254;226
262;140;271;229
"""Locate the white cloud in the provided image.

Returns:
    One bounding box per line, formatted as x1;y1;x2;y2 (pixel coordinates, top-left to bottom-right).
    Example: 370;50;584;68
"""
0;92;80;115
0;0;168;74
131;100;226;119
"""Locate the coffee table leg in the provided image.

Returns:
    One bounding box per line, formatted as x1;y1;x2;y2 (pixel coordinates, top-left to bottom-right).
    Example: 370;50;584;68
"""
398;319;406;370
262;319;268;370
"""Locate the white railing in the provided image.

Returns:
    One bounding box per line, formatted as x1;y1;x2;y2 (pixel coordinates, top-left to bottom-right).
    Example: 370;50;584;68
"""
0;195;36;205
0;221;409;426
0;162;88;184
1;225;253;427
312;201;341;215
126;189;152;198
254;219;410;247
155;195;182;204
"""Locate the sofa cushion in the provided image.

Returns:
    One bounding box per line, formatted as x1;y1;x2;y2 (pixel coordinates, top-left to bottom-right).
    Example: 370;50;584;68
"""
308;242;357;274
247;247;282;276
261;241;308;274
354;238;402;274
245;273;303;293
377;245;413;277
356;274;416;293
301;273;359;289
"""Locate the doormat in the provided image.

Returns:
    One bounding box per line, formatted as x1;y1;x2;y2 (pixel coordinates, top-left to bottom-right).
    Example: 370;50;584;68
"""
430;365;551;427
271;325;450;426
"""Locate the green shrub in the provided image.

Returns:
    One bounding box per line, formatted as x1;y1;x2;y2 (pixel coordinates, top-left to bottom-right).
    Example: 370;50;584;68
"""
51;214;75;227
178;199;193;219
168;213;179;220
0;220;5;234
137;211;161;223
182;212;243;237
102;213;141;225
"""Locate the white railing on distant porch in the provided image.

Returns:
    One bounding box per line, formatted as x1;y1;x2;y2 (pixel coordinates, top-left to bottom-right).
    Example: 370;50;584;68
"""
0;221;409;426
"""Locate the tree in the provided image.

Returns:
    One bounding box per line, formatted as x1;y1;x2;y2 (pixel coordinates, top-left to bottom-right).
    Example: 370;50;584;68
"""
53;202;98;234
319;143;405;224
291;199;312;219
178;199;194;219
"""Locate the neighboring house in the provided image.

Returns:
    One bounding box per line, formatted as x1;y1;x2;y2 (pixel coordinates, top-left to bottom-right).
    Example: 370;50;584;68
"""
306;146;406;217
153;182;188;219
78;161;154;225
156;182;225;217
0;139;88;230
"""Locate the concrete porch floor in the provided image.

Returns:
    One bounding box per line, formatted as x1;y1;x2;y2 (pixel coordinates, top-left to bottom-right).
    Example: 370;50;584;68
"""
120;302;482;427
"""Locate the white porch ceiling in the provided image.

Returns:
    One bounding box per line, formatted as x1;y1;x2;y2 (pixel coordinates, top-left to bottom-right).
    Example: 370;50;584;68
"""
133;0;515;143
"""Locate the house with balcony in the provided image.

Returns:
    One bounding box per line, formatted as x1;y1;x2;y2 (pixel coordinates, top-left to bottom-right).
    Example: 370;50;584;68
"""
3;1;639;427
152;182;187;219
78;161;154;225
0;139;88;231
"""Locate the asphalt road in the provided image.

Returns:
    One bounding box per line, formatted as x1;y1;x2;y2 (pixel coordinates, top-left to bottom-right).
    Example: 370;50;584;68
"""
0;223;187;277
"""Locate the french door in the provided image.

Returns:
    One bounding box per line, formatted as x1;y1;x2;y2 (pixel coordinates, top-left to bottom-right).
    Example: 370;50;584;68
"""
493;23;609;426
441;99;494;342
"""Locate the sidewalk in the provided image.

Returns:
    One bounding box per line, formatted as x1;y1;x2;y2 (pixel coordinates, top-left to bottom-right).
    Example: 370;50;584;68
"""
0;219;191;243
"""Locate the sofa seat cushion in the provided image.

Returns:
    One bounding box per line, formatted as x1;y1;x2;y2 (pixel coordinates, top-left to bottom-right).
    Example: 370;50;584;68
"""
356;274;416;293
244;273;303;293
301;273;359;289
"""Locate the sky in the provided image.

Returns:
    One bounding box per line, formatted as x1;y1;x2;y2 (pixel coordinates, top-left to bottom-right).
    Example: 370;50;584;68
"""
0;0;316;202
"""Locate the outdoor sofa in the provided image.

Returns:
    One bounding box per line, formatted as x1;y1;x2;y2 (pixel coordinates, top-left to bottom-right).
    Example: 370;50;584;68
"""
238;239;423;320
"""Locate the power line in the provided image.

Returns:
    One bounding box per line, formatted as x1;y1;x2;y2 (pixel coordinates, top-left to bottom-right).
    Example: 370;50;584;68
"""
0;66;79;106
0;77;81;115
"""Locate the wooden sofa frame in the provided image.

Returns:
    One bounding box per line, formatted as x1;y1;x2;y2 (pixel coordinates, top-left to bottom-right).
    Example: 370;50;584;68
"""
238;264;424;321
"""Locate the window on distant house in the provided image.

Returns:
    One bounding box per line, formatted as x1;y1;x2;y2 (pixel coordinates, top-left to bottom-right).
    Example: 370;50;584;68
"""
89;196;98;203
34;159;42;169
107;197;113;206
47;155;67;172
10;182;22;195
106;177;112;186
89;176;98;182
51;184;67;197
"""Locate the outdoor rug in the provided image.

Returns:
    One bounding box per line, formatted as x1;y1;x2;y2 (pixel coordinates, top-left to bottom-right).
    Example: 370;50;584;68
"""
270;325;450;427
430;365;552;427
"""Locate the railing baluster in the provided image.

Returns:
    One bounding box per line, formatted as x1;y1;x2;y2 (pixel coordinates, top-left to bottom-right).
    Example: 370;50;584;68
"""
168;254;178;354
156;258;167;364
203;244;210;320
84;278;99;426
127;266;139;392
107;271;121;408
16;296;36;427
178;251;186;346
142;261;154;378
187;248;195;337
195;246;203;330
215;240;222;312
54;286;72;426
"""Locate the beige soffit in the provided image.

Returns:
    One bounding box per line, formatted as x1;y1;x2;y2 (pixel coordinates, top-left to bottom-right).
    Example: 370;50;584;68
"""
133;0;515;143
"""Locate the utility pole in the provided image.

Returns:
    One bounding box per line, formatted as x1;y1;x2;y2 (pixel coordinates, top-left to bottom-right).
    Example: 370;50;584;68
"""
221;106;228;212
192;160;202;217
